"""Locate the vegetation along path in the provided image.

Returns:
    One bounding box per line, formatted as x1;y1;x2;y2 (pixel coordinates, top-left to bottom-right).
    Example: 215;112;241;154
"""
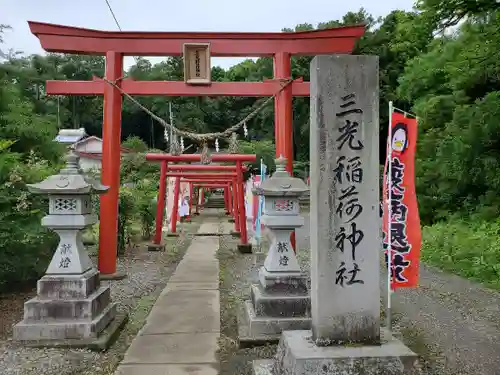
296;212;500;375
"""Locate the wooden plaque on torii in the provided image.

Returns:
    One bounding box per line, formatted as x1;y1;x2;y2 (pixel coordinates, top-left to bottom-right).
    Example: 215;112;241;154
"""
183;43;211;85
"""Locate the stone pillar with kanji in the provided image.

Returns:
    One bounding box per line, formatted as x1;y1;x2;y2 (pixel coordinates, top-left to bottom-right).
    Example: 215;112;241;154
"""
239;156;311;345
254;55;418;375
13;151;127;349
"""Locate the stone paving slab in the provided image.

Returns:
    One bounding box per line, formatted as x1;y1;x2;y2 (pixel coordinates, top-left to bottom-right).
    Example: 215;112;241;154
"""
169;262;219;283
116;364;218;375
161;281;219;293
121;332;219;364
221;221;234;235
196;222;220;235
142;289;220;334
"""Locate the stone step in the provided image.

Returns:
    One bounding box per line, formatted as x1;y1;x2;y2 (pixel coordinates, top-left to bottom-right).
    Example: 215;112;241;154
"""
37;268;100;299
243;300;311;338
250;284;310;318
24;286;111;322
14;302;117;341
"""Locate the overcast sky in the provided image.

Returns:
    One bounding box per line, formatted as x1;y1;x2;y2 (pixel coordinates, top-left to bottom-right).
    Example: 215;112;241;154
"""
2;0;415;70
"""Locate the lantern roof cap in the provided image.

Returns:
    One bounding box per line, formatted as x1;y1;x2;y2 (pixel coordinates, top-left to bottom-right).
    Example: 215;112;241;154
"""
27;151;109;195
253;156;309;197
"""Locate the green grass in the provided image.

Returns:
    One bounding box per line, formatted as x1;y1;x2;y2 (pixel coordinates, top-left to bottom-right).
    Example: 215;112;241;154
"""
422;218;500;289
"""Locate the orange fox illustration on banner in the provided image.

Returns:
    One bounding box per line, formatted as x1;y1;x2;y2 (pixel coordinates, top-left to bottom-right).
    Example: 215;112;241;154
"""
383;111;421;289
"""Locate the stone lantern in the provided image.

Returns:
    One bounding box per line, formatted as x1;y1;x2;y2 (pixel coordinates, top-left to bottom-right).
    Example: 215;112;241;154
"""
239;156;311;343
13;151;127;349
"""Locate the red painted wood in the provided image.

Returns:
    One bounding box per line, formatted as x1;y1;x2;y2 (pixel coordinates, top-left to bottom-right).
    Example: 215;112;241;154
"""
154;161;168;244
236;162;248;245
224;187;229;213
166;165;246;171
232;180;240;233
188;182;193;217
45;79;310;97
171;177;181;233
29;21;364;56
195;187;200;214
192;183;231;187
145;153;256;162
274;52;296;252
98;51;122;275
166;173;237;178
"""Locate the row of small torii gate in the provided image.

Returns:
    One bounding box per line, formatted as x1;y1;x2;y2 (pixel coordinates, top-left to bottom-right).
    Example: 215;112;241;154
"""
146;153;256;254
28;20;365;277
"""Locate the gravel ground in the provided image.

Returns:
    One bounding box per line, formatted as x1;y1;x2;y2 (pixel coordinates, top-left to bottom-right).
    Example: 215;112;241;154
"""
296;211;500;375
0;221;199;375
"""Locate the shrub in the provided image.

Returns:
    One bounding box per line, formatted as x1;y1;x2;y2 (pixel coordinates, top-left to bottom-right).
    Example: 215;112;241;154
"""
0;145;60;292
422;218;500;289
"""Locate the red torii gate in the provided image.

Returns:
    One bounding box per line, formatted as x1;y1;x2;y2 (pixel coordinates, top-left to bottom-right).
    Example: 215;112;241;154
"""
28;21;364;276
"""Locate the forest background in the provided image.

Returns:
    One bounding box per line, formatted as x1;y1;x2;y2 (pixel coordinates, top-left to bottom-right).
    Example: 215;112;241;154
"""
1;0;500;291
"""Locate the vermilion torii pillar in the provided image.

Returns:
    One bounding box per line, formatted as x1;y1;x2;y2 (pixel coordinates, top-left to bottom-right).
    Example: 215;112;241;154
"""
28;21;364;275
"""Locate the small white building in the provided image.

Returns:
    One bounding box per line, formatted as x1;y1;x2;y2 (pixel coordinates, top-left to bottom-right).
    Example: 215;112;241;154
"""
54;129;132;172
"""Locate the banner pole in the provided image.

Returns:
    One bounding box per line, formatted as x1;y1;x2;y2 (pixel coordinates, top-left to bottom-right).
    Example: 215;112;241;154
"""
387;101;394;332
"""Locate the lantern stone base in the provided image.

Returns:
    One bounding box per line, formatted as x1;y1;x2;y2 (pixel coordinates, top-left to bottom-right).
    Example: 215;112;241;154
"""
13;268;127;350
99;271;127;281
238;243;253;254
239;269;311;346
147;243;165;252
252;329;419;375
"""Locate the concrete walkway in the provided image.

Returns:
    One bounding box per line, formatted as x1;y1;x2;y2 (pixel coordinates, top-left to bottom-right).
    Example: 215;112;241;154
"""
116;222;221;375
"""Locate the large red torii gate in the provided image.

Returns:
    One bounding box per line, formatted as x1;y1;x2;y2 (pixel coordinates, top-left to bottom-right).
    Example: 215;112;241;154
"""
28;21;364;276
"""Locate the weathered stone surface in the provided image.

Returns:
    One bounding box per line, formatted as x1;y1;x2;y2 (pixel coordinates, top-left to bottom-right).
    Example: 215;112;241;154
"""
169;261;219;283
251;284;310;318
142;289;220;334
121;332;219;364
13;302;116;340
116;364;219;375
309;54;380;344
258;268;308;293
272;330;419;375
197;222;220;234
161;281;219;292
37;268;99;299
15;312;128;351
252;360;274;375
13;152;122;348
243;300;311;338
24;285;110;321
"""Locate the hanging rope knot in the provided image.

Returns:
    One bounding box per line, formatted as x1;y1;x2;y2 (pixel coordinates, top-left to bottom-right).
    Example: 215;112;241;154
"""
228;132;239;154
113;76;125;85
200;142;212;165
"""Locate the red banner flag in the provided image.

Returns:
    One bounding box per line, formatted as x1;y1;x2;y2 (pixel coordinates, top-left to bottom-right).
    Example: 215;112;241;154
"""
383;111;421;289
